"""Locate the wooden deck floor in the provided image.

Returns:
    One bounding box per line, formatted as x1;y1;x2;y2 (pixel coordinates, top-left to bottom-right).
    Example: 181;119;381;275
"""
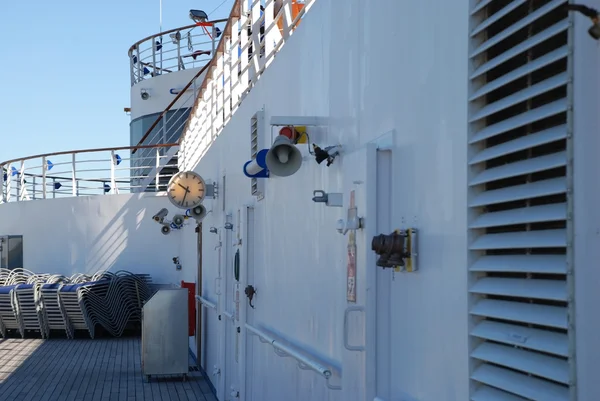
0;337;217;401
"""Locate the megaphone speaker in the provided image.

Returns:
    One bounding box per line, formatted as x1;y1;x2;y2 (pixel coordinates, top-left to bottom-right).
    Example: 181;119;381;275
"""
172;214;185;226
189;204;207;221
265;135;302;177
161;224;171;235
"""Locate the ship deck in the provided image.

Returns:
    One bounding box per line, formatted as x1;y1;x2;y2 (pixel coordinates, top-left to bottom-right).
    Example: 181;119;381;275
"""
0;336;217;401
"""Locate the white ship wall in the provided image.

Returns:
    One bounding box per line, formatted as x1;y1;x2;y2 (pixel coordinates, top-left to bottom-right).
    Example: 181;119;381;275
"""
130;68;207;120
180;0;472;400
0;193;183;285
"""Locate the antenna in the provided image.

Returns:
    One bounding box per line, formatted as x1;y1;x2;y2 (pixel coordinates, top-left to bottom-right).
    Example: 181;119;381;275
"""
159;0;163;32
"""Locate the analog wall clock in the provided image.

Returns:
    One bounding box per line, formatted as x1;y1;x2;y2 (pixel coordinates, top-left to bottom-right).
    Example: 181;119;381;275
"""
166;171;206;209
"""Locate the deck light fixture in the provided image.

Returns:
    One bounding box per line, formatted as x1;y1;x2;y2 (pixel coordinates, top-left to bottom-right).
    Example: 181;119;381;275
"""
189;10;209;23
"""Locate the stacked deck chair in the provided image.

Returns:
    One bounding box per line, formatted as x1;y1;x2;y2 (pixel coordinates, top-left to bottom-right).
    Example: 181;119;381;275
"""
57;270;154;339
0;268;33;338
0;269;155;339
56;273;94;339
13;271;48;337
37;275;71;338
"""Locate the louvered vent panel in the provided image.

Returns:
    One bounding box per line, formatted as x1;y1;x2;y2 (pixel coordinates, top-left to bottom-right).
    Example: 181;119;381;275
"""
468;0;572;400
250;115;259;196
249;111;265;200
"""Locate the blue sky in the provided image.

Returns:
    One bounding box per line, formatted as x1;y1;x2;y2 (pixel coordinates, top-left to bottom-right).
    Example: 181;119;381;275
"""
0;0;232;163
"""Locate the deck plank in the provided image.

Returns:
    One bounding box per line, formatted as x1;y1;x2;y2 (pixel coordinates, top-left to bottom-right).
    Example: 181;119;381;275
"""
0;337;217;401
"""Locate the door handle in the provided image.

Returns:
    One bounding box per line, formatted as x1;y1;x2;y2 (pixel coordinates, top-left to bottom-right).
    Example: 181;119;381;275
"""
343;305;365;351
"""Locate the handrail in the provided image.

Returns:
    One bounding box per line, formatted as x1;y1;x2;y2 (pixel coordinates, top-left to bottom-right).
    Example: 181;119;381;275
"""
177;0;314;170
128;19;228;85
195;295;217;310
245;323;342;390
179;0;242;145
131;62;211;154
0;143;177;167
127;20;228;54
1;143;180;201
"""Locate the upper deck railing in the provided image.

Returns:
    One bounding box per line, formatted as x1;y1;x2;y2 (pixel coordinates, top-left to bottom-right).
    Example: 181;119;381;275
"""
0;143;178;203
177;0;314;171
128;19;228;86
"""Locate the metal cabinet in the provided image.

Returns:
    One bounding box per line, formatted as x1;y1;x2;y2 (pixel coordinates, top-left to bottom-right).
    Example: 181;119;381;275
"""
141;288;189;381
0;235;23;269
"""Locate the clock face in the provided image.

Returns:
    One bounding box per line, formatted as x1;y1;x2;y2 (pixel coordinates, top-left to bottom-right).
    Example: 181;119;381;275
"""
166;171;206;209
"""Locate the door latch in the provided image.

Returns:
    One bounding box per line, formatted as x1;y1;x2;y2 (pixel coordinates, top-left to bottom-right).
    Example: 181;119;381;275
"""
244;285;256;309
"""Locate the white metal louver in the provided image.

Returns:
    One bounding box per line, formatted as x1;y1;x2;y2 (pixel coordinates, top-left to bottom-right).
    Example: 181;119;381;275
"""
250;111;265;200
468;0;573;400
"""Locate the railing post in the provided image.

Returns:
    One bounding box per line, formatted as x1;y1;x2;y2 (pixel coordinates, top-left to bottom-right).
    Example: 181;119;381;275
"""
72;153;77;196
110;150;118;194
5;163;11;202
52;178;56;198
15;164;20;202
265;0;275;66
177;34;181;71
32;176;36;200
136;46;141;83
212;24;217;56
160;34;163;74
155;148;160;191
19;160;26;201
152;37;157;77
41;157;47;199
0;164;5;203
130;51;135;86
282;0;292;40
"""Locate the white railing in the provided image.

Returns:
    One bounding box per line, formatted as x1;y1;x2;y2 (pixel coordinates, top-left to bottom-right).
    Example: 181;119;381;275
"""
0;143;179;203
178;0;314;170
246;323;342;390
129;19;228;86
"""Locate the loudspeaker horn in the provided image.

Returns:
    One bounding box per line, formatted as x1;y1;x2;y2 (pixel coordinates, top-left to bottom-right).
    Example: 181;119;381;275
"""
265;135;302;177
172;214;185;227
189;204;207;221
160;224;171;235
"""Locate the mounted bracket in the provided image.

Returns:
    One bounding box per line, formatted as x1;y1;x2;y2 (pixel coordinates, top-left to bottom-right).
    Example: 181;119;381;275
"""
312;190;343;207
205;181;218;199
336;206;363;235
371;228;418;272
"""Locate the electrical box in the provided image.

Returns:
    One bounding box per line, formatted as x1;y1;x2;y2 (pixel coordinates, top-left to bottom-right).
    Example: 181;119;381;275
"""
0;235;23;270
141;288;189;381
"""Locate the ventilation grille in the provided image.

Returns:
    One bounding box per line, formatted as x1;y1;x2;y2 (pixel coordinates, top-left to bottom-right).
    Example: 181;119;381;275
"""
250;115;259;196
468;1;572;400
250;111;265;200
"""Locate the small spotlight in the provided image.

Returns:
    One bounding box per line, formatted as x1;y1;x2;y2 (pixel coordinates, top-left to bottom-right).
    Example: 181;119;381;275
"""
189;9;208;23
312;144;341;167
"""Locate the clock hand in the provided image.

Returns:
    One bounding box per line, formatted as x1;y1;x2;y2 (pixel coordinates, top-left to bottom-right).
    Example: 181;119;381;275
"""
178;183;190;192
182;190;188;205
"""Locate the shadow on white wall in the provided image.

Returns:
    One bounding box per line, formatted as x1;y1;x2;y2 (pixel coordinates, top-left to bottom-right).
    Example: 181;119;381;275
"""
0;193;182;284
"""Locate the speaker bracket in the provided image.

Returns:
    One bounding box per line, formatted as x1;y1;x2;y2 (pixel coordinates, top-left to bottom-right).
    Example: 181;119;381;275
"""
312;190;343;207
269;116;327;127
